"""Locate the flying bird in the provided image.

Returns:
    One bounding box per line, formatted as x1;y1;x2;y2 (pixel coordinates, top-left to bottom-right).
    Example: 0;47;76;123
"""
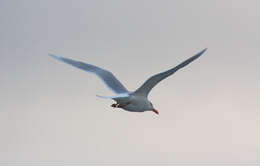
49;48;207;115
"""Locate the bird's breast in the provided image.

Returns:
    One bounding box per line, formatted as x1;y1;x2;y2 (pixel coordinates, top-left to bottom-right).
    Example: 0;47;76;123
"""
121;96;149;112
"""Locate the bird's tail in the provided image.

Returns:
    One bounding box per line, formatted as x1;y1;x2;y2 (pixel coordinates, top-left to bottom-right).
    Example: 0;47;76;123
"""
96;93;130;99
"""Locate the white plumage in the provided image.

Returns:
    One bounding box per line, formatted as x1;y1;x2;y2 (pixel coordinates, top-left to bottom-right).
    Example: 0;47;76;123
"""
49;48;207;115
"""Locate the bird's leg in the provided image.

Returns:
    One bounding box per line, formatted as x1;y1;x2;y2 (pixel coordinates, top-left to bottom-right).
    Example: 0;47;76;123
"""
111;103;121;108
117;102;131;108
111;103;117;108
111;102;130;108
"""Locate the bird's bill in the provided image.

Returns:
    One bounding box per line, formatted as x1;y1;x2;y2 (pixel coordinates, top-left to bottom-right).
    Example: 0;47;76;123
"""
153;109;159;115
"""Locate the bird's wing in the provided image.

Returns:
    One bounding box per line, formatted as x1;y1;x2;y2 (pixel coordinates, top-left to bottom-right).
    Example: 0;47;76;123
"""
134;48;207;97
49;54;129;94
96;93;130;99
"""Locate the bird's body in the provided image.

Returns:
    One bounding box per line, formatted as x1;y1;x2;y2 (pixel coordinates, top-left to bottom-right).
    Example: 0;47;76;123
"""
112;93;153;112
49;48;207;115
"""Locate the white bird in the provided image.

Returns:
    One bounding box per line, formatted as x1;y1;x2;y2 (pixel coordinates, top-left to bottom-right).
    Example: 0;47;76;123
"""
49;48;207;115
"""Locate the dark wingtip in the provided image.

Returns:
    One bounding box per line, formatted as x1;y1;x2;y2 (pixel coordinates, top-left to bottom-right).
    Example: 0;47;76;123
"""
199;48;207;55
48;53;64;62
194;48;207;59
48;53;58;59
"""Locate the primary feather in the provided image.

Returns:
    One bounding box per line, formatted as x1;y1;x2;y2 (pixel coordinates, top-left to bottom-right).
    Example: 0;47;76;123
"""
49;48;207;115
134;48;207;96
48;54;129;94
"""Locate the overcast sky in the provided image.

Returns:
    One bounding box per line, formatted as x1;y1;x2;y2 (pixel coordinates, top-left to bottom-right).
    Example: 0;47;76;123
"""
1;0;260;165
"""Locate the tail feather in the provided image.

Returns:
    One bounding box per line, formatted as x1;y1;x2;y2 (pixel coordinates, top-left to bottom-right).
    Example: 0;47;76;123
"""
96;95;114;99
96;93;130;99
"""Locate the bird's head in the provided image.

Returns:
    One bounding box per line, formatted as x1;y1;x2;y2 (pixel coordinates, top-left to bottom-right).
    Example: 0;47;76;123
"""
148;101;159;115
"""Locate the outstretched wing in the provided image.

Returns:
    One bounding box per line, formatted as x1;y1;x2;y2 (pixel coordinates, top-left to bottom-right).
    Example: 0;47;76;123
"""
49;54;129;94
134;48;207;97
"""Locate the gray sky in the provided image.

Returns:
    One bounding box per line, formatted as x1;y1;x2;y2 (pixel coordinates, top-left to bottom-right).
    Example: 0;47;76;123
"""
1;0;260;165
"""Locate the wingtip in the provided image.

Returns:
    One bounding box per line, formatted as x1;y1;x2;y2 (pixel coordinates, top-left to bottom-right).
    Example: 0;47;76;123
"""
48;53;62;60
196;48;207;57
204;48;208;51
201;48;208;53
48;53;56;57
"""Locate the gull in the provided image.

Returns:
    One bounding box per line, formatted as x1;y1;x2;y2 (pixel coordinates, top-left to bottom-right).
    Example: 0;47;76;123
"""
49;48;207;115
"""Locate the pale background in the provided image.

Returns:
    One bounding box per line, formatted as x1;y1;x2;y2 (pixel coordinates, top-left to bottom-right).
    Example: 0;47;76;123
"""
1;0;260;165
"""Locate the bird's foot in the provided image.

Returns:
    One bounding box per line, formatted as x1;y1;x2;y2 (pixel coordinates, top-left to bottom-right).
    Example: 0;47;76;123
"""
117;102;131;108
111;102;131;108
111;103;119;108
